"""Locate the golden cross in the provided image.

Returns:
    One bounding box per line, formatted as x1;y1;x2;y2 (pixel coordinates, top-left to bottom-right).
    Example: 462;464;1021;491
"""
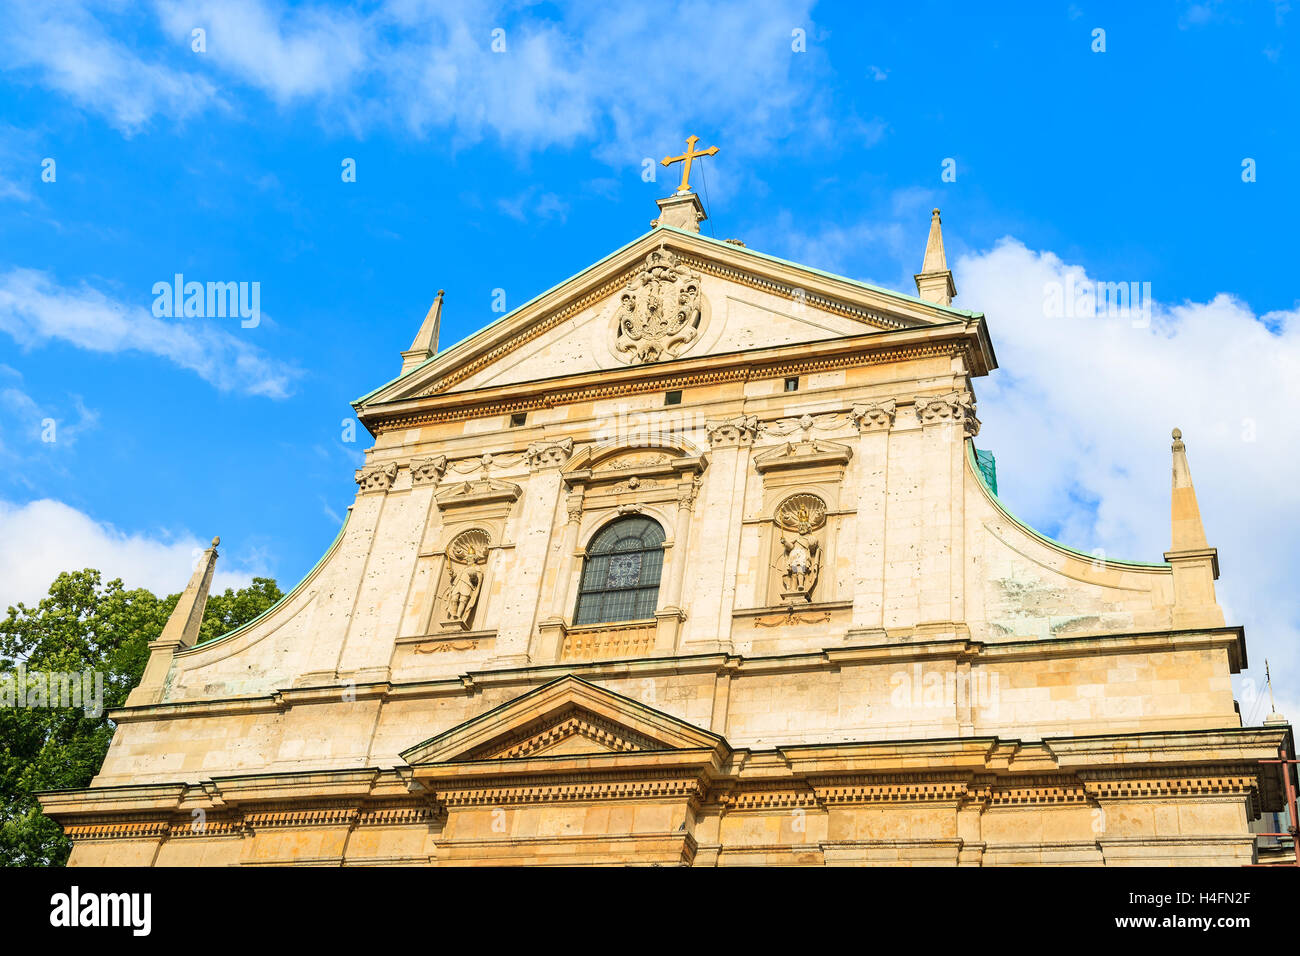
661;135;719;193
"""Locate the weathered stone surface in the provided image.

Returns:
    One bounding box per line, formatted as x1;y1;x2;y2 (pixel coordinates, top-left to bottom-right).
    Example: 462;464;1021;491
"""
40;209;1280;867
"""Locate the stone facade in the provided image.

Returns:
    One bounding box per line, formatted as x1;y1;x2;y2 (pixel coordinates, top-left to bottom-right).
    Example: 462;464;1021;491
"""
39;198;1290;866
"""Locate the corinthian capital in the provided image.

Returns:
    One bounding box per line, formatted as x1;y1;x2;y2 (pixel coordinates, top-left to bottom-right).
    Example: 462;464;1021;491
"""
355;462;399;494
410;455;448;486
913;391;980;437
705;414;760;448
849;399;897;433
526;437;574;471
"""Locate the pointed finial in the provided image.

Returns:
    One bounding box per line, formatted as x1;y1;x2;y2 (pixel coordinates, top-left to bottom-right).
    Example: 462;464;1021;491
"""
1169;426;1209;552
401;290;444;375
915;208;957;306
159;536;221;648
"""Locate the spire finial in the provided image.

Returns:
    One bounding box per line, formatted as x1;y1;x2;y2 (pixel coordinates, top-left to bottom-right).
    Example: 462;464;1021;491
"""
914;207;956;306
401;290;444;375
1170;426;1209;552
159;535;221;649
1164;426;1225;626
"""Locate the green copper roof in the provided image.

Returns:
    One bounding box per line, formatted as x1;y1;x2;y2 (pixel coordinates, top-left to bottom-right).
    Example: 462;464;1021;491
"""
182;506;353;651
965;441;1169;570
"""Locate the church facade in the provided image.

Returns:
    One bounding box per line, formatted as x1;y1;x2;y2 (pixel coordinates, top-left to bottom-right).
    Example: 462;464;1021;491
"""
41;159;1290;866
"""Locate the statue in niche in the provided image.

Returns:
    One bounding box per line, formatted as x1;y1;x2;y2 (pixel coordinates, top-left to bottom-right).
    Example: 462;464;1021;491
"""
441;530;490;629
775;495;826;603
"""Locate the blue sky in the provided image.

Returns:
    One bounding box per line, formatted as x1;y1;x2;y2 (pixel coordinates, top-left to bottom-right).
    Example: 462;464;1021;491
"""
1;1;1297;717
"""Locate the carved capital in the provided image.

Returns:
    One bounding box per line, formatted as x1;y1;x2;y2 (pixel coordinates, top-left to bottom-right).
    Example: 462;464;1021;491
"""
849;399;897;433
677;476;702;511
914;391;980;437
410;455;448;486
526;437;574;471
565;491;584;523
355;462;398;494
705;414;760;448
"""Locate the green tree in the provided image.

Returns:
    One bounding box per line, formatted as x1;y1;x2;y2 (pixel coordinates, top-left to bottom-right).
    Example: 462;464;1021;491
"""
0;570;281;866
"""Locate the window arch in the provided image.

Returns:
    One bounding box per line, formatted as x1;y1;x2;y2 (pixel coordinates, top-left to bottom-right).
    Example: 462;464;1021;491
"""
573;516;665;626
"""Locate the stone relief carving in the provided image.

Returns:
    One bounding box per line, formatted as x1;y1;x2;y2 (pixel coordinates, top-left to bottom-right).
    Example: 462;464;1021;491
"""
705;415;760;448
849;399;897;432
762;413;846;437
526;437;575;470
612;476;660;494
355;462;399;493
775;494;827;603
914;391;979;436
593;452;672;473
448;451;524;478
611;246;705;364
441;529;491;629
410;455;448;485
676;476;703;511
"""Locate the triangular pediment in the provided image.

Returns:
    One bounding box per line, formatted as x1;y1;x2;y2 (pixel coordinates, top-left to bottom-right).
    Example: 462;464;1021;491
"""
357;226;974;411
400;675;727;766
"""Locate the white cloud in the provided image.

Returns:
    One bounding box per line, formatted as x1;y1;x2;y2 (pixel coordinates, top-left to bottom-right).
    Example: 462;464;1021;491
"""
0;268;298;398
0;365;99;468
4;0;826;167
0;498;260;613
153;0;367;103
958;238;1300;721
1;1;219;135
496;187;568;223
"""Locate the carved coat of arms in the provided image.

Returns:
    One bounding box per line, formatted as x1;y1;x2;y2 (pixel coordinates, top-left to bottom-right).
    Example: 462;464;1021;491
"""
612;247;704;364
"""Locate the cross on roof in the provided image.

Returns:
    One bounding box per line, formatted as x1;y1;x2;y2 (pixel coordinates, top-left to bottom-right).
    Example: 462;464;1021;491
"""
661;135;719;194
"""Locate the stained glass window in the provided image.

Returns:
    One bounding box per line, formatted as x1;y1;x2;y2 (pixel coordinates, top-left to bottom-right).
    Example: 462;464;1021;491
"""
573;516;665;626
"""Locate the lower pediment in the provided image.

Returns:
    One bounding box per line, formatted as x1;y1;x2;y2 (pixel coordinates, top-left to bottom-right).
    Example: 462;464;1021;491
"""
400;675;727;767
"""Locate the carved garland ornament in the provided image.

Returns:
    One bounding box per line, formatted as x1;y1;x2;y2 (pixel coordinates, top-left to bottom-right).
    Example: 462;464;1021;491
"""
611;246;705;364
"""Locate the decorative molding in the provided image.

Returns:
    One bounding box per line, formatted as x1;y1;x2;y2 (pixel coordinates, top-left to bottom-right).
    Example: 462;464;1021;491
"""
561;620;657;662
752;438;853;474
434;479;522;511
368;340;974;433
355;462;398;494
415;638;484;654
680;254;910;331
467;708;659;760
705;415;760;448
914;390;980;436
410;455;448;486
849;399;897;433
753;609;832;628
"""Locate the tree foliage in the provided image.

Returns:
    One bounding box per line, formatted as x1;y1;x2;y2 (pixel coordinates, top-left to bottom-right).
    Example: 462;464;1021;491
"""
0;570;281;866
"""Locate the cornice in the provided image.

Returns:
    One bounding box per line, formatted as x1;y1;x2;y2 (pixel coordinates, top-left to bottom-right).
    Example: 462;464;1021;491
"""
359;325;989;435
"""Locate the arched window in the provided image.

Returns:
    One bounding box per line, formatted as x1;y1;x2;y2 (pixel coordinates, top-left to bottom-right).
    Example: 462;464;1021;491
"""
574;516;665;626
